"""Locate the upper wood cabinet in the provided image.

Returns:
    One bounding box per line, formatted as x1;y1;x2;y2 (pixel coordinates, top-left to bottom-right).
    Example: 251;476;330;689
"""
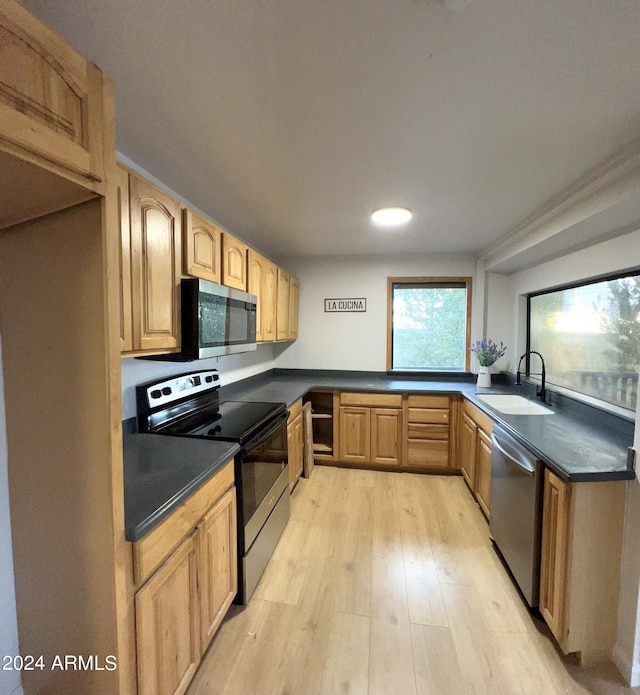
222;232;248;290
276;268;290;340
117;166;133;352
127;173;182;354
276;268;299;341
247;250;277;342
183;209;221;283
0;0;111;206
289;275;300;340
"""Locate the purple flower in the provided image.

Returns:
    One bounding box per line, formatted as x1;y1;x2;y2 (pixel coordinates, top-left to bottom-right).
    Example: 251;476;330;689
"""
470;338;507;367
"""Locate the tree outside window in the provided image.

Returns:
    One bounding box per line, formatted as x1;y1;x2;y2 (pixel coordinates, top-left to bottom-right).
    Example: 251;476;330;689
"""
388;278;472;371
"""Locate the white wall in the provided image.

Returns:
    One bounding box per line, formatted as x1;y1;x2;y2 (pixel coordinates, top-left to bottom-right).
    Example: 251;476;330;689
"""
485;227;640;686
121;343;277;420
0;334;23;695
275;253;477;371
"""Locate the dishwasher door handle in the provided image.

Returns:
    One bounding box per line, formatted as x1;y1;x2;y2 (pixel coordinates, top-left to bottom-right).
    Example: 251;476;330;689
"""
492;434;536;476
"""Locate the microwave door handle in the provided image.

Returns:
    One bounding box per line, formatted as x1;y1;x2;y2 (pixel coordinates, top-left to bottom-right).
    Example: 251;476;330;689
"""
243;411;289;452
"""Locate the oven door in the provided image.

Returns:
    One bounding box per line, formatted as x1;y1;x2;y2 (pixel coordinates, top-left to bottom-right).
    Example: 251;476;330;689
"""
239;411;289;551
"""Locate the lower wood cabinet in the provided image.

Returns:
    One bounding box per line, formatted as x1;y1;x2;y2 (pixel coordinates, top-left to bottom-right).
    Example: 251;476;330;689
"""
133;462;237;695
288;399;304;491
405;394;452;469
539;468;626;665
338;393;403;468
460;399;493;519
136;532;201;695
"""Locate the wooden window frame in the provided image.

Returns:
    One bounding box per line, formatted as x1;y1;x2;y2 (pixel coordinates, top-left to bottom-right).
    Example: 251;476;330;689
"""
386;277;472;372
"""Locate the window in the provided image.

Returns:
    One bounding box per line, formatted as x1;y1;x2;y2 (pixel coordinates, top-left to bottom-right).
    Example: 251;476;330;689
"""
387;277;472;372
528;271;640;413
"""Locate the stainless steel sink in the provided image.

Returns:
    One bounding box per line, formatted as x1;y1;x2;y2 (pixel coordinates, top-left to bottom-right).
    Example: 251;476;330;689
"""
476;394;554;415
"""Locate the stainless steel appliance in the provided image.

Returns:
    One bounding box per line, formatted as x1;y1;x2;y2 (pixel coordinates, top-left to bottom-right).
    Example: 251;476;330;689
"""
146;279;257;361
136;369;289;603
489;424;543;608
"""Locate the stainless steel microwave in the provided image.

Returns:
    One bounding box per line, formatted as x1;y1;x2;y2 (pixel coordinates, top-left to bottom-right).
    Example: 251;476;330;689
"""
145;279;257;361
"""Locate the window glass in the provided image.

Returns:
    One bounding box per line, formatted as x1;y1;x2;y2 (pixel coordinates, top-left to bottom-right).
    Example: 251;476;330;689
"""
528;272;640;412
389;279;471;371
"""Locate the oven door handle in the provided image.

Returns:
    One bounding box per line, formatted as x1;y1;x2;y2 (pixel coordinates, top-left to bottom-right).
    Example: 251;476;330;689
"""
242;410;289;452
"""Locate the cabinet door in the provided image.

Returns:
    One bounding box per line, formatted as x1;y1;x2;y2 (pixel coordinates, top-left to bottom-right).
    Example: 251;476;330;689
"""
371;408;402;466
288;275;300;340
276;268;290;340
117;165;133;352
129;175;181;353
475;429;492;518
262;261;278;342
222;233;247;290
199;488;237;651
339;407;370;463
248;249;277;343
539;469;570;642
183;209;221;283
460;413;477;490
0;1;106;187
247;250;265;341
287;410;304;491
136;532;201;695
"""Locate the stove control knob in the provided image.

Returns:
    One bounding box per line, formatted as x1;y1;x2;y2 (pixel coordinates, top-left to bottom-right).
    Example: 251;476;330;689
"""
205;375;213;383
150;389;162;399
161;387;172;396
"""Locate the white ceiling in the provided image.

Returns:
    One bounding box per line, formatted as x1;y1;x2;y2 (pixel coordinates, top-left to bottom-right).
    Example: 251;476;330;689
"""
23;0;640;262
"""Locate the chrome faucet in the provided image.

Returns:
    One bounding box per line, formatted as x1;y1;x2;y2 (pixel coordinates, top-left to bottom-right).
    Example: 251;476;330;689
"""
516;351;546;403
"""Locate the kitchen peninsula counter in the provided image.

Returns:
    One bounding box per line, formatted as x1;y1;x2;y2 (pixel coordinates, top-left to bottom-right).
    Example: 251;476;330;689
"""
221;368;635;483
123;432;239;541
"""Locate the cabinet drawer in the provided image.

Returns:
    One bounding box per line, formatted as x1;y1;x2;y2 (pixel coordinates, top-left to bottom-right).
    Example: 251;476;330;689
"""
408;407;449;424
407;395;450;409
407;440;449;467
464;399;494;434
407;423;449;440
339;392;402;408
133;459;235;586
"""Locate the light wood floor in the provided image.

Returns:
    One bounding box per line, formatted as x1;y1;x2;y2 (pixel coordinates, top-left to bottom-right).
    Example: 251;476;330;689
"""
187;466;639;695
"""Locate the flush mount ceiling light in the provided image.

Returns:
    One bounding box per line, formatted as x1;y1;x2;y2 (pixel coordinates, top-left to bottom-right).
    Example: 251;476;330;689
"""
371;207;413;227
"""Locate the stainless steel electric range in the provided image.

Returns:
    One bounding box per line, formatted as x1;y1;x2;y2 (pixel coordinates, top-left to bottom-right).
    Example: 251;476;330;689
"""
136;369;290;603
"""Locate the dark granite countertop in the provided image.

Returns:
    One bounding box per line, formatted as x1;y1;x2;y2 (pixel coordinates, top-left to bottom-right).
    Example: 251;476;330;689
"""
221;369;635;483
123;433;239;541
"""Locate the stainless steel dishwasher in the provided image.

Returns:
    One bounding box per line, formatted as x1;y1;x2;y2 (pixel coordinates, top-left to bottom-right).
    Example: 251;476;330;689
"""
489;424;544;608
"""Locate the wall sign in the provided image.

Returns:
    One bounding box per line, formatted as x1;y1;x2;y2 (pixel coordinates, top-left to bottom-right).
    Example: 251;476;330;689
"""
324;298;367;312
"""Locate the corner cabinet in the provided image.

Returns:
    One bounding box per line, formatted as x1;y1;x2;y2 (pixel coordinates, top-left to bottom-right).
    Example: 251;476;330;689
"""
0;0;113;228
133;461;237;695
539;468;626;665
122;171;182;356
